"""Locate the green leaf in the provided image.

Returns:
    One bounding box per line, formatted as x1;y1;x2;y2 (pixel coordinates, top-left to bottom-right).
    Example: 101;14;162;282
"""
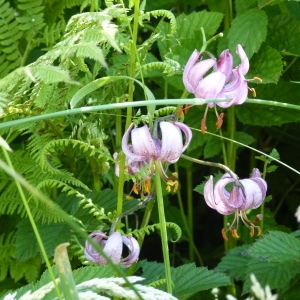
15;219;39;262
247;44;283;84
243;259;298;294
70;76;155;109
136;260;166;285
73;265;116;283
172;263;231;299
228;9;268;59
235;131;256;147
268;14;300;56
157;10;224;58
236;82;300;126
235;0;257;14
28;65;78;84
216;245;251;280
249;231;300;262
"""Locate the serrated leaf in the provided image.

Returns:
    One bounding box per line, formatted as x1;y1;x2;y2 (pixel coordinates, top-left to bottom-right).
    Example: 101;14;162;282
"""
73;265;116;283
172;263;231;299
38;223;72;258
235;131;256;147
247;45;282;84
228;9;268;59
243;259;297;294
249;231;300;262
157;10;223;58
15;219;39;262
235;0;257;14
216;245;251;280
136;260;166;285
268;14;300;56
236;82;300;126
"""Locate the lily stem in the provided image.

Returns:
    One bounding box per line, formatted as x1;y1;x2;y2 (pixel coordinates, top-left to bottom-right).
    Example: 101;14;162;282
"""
181;154;238;180
154;161;173;294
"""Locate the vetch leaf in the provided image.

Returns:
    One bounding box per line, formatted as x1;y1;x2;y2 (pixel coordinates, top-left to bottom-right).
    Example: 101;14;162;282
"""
228;9;268;59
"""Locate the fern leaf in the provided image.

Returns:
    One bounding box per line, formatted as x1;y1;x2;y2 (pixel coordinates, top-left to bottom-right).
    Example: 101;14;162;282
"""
0;0;22;77
26;65;79;84
143;10;177;34
17;0;45;32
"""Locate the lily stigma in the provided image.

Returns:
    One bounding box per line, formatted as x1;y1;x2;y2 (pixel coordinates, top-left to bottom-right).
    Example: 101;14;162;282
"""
204;168;267;240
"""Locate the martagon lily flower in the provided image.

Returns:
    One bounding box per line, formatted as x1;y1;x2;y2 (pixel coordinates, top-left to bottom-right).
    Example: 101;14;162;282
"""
84;231;140;267
183;44;250;108
204;168;267;239
183;45;259;132
121;120;192;194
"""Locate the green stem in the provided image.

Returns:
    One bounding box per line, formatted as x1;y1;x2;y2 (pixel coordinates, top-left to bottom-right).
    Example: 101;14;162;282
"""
186;168;194;262
0;98;232;130
174;165;203;266
2;148;62;300
154;161;172;294
116;152;126;229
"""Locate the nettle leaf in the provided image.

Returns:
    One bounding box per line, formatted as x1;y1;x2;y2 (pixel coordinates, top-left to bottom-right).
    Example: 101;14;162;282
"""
236;81;300;126
136;260;166;285
243;259;298;294
249;231;300;262
235;0;257;14
247;44;282;84
73;265;116;283
15;219;39;262
157;10;223;58
172;263;231;299
216;245;251;280
268;14;300;56
228;9;268;59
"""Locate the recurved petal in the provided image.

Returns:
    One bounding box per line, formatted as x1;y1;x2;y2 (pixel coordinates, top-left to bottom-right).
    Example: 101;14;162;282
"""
84;232;107;262
183;50;200;93
236;44;249;75
204;175;216;209
187;58;216;90
97;232;123;265
173;121;192;153
213;174;237;215
195;72;226;99
159;121;183;163
121;236;140;267
238;179;265;210
217;49;233;82
122;124;157;162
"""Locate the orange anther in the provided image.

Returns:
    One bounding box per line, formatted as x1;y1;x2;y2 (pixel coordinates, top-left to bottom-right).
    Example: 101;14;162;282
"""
201;118;207;134
256;226;262;236
250;226;255;237
253;77;262;82
221;228;229;241
216;112;224;129
230;228;240;239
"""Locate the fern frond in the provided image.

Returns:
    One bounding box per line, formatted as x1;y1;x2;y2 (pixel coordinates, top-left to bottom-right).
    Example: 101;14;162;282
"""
43;18;66;47
37;179;90;196
129;222;182;242
0;0;22;77
139;60;181;77
26;65;79;85
40;139;111;174
143;10;177;35
17;0;45;32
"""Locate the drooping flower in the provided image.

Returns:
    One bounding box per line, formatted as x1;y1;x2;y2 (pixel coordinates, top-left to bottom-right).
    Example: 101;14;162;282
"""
183;44;250;108
204;168;267;239
84;231;140;267
119;121;192;193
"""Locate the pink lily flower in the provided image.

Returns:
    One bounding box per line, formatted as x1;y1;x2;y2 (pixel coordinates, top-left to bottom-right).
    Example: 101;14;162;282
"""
84;231;140;267
204;168;267;239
